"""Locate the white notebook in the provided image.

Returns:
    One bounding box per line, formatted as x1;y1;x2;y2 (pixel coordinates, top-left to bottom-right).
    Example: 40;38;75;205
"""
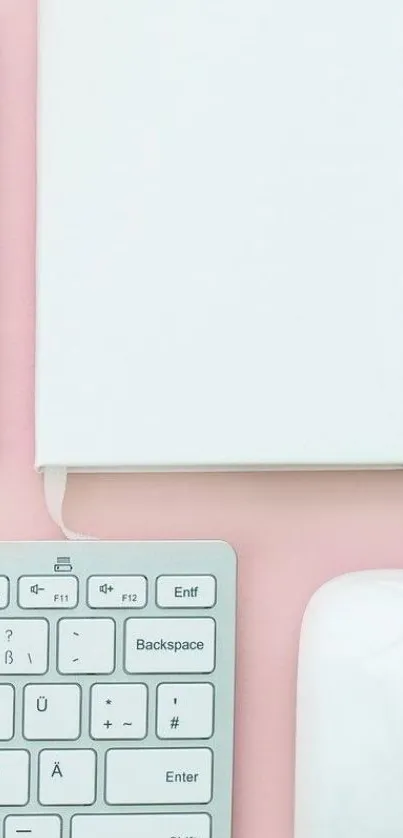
36;0;403;471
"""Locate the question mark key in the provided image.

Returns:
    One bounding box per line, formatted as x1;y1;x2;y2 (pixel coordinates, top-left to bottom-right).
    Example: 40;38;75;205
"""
0;620;49;674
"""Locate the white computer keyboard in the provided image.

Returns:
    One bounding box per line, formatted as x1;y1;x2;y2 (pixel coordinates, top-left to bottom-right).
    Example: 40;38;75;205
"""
0;541;237;838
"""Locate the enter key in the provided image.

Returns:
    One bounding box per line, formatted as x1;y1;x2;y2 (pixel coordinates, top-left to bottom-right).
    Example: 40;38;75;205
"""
105;748;213;804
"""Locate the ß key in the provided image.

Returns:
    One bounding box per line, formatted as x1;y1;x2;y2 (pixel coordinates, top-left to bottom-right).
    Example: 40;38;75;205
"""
0;541;236;838
0;619;48;674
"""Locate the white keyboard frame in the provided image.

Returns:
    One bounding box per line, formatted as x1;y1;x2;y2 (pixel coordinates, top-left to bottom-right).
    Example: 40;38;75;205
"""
0;541;237;838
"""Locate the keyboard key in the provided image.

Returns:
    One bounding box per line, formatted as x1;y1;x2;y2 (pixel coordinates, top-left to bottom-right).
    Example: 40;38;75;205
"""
0;619;48;674
125;618;216;674
105;748;213;805
39;749;96;806
90;683;147;740
71;814;211;838
157;683;214;739
58;618;115;674
19;576;78;609
88;576;147;608
157;576;216;608
0;577;9;609
0;751;30;806
5;816;62;838
0;685;14;740
24;684;81;740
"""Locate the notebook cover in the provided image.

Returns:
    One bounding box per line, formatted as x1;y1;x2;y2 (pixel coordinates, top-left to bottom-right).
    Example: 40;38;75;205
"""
36;0;403;470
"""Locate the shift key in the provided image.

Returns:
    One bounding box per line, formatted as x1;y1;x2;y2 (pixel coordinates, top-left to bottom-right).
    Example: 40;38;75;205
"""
105;748;213;804
72;815;211;838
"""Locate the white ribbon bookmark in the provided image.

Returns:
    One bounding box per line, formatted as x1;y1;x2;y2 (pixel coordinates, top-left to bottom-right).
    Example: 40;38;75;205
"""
43;467;97;541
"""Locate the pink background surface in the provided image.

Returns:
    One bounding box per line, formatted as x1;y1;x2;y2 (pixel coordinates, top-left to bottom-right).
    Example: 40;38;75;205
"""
2;2;403;835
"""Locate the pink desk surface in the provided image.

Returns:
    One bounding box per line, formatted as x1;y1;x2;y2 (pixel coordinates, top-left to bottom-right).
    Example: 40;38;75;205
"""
3;2;403;835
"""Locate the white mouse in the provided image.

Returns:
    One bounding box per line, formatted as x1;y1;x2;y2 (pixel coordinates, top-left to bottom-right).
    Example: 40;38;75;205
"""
294;570;403;838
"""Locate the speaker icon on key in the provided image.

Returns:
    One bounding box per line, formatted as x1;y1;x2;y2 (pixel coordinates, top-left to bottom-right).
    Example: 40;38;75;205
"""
99;584;114;595
30;584;45;596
